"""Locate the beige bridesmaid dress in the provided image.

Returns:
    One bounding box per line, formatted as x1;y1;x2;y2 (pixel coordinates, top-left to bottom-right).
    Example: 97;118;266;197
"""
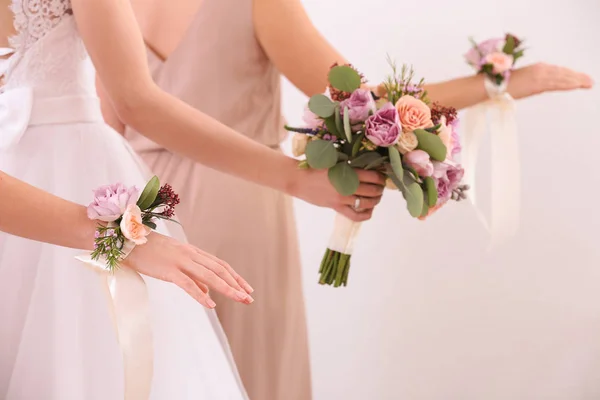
124;0;312;399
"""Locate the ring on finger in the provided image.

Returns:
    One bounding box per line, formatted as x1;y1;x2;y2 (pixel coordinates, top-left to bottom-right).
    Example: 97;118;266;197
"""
353;196;362;211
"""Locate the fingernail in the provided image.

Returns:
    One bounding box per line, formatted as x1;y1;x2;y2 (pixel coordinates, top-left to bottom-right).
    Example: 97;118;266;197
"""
207;298;217;308
246;296;255;304
235;291;249;302
244;283;255;294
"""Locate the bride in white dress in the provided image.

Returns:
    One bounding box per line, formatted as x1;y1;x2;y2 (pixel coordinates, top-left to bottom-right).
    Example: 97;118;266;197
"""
0;0;384;398
0;0;251;398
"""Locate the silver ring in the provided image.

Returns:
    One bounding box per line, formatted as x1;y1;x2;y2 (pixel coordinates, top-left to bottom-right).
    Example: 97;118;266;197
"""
353;196;361;210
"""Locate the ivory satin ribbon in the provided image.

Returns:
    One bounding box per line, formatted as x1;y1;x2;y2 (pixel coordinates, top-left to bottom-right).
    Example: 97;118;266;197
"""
76;238;154;400
463;78;520;248
328;213;362;255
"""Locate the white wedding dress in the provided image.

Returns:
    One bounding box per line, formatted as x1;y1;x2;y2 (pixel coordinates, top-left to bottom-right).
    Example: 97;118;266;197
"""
0;1;247;399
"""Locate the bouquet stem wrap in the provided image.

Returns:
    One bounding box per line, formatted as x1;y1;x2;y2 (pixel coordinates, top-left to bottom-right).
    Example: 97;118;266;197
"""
463;78;520;248
319;213;362;286
76;225;153;400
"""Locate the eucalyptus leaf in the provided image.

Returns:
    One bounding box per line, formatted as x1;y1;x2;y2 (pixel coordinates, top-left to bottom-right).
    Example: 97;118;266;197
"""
343;106;352;143
305;140;338;169
350;151;382;168
334;105;343;134
328;162;360;196
365;156;388;170
308;94;336;118
385;165;405;192
404;182;424;218
414;129;447;161
137;175;160;210
424;177;438;207
388;146;404;182
338;152;349;162
325;116;341;138
405;166;419;181
420;200;430;218
328;65;362;93
351;132;365;157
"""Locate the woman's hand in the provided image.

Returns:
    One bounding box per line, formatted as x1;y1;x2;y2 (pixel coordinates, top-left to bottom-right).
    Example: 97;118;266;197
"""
289;168;386;222
509;63;593;100
123;232;254;309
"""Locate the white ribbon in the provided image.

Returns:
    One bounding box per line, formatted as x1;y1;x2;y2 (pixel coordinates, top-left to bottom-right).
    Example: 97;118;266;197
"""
0;87;33;151
76;230;154;399
463;78;520;248
327;213;362;254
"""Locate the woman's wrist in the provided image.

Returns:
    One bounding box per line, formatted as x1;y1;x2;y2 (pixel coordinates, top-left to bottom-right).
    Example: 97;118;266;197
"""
279;155;305;197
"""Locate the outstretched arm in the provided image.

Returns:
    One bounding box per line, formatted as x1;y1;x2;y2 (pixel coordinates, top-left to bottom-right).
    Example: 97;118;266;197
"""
81;0;384;222
0;171;96;250
253;0;593;109
0;171;253;306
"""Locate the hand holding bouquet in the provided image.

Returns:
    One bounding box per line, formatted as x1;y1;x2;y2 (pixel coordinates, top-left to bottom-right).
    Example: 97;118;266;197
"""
285;62;467;287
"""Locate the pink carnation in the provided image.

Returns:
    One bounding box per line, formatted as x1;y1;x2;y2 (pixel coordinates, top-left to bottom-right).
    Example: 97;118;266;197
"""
87;183;140;222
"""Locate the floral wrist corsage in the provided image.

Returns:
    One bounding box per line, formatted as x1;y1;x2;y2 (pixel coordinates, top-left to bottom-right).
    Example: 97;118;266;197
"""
86;176;180;271
465;33;525;87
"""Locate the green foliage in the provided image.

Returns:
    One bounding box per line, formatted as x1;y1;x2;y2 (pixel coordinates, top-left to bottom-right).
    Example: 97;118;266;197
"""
305;140;338;169
308;94;336;118
328;162;360;196
328;66;362;93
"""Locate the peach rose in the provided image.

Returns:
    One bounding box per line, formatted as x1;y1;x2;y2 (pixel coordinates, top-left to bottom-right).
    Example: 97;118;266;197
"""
120;204;152;245
395;95;433;133
436;116;452;154
396;131;418;155
484;52;514;74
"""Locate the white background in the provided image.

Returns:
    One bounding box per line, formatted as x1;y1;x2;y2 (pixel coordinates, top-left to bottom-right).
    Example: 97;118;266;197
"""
282;1;600;399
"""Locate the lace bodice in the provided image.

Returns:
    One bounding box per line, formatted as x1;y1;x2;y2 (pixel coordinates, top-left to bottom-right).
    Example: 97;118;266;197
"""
9;0;73;52
3;0;95;98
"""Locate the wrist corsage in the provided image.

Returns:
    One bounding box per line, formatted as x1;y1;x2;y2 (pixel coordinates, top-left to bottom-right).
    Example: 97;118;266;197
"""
75;175;180;399
463;34;525;248
85;176;180;271
466;33;525;89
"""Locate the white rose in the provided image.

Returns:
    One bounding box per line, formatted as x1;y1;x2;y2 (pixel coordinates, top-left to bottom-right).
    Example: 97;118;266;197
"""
292;134;310;157
395;131;418;155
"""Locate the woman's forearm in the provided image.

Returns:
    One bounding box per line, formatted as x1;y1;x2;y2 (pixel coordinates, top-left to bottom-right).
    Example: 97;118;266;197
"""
0;172;96;250
424;74;488;110
118;87;299;195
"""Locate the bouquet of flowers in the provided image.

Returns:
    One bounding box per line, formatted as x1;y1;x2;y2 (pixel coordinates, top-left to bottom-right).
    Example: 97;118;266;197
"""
465;33;525;86
85;176;180;271
285;62;467;287
463;34;525;247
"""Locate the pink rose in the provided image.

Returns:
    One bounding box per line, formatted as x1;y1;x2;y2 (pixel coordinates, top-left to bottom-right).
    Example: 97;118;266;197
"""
302;106;323;129
87;183;140;222
365;103;401;147
340;89;376;125
432;161;464;204
404;150;434;177
395;95;433;133
484;52;514;74
449;118;462;157
120;204;152;245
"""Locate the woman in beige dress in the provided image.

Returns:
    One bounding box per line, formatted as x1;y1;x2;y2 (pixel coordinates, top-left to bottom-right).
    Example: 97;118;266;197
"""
98;0;593;399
